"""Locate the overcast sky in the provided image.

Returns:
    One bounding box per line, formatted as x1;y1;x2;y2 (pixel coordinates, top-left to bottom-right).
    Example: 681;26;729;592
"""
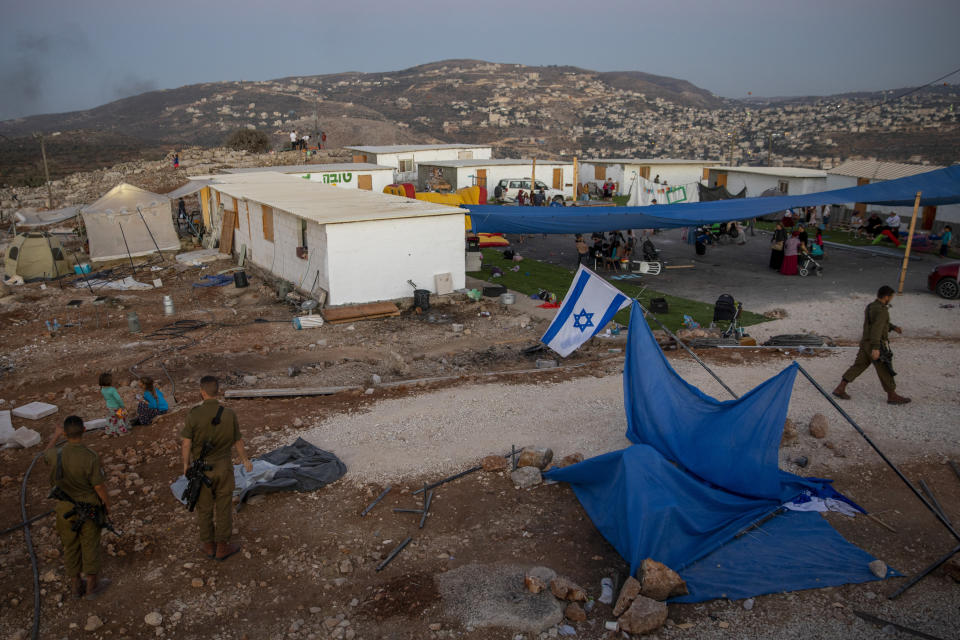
1;0;958;120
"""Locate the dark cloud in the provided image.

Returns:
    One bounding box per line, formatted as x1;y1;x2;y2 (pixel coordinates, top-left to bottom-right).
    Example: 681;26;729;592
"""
0;27;91;119
112;74;159;99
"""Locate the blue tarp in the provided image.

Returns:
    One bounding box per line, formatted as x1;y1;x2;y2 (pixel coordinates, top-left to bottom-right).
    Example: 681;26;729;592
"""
544;301;893;601
467;164;960;234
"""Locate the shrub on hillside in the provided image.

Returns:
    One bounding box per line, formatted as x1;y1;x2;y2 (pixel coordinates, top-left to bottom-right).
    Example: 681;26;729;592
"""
224;129;271;153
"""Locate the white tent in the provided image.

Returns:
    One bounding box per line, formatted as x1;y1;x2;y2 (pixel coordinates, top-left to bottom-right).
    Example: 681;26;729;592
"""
81;183;180;262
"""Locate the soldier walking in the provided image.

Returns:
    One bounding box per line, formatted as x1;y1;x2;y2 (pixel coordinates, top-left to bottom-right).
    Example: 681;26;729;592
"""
44;415;113;599
832;285;911;405
180;376;252;561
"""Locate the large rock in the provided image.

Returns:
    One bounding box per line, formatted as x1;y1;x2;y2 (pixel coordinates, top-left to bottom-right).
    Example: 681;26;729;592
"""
613;576;641;616
617;596;668;635
868;559;888;579
564;602;586;622
809;414;829;439
481;455;508;472
554;453;584;469
511;466;542;490
780;419;798;447
85;615;104;632
639;558;688;601
517;447;553;470
524;567;556;594
549;576;587;602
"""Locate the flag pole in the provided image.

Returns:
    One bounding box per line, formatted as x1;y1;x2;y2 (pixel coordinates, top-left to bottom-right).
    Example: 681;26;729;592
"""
896;191;922;294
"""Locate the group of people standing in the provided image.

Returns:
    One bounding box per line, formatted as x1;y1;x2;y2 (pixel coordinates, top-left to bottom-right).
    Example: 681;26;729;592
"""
769;219;823;275
44;376;250;601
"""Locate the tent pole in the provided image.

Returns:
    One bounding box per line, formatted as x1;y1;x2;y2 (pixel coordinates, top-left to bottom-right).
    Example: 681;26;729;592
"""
136;206;166;262
118;221;136;273
637;302;739;399
72;255;95;295
44;233;63;289
888;543;960;600
896;191;922;294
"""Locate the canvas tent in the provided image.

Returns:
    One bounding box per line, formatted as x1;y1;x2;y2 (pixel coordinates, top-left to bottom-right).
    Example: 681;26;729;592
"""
81;183;180;262
4;232;70;281
545;302;893;602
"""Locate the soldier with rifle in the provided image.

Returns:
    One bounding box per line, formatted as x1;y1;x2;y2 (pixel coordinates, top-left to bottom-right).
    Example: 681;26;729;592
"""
43;415;114;600
832;285;911;405
180;375;252;561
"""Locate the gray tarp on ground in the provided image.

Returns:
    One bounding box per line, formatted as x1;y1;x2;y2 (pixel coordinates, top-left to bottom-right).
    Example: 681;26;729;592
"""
169;438;346;506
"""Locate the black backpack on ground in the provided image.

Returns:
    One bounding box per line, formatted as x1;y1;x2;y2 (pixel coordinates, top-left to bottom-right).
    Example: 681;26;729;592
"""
714;294;737;322
695;240;706;255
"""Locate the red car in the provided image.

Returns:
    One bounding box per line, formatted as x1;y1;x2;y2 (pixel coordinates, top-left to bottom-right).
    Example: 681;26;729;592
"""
928;262;960;299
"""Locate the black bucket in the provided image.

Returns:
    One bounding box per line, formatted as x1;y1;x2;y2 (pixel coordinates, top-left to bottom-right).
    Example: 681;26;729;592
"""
234;271;249;288
414;289;431;311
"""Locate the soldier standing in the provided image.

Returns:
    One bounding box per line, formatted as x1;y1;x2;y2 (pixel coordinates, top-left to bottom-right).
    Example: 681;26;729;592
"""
180;376;252;561
44;415;112;600
832;285;911;405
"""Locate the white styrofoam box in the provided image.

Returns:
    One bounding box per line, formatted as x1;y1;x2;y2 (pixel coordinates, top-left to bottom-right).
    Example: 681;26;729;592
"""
12;427;41;448
12;401;58;420
434;272;454;295
83;418;107;431
0;410;14;444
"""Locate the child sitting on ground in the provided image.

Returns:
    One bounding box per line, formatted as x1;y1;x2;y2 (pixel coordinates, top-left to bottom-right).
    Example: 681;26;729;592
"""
99;373;129;436
132;377;168;426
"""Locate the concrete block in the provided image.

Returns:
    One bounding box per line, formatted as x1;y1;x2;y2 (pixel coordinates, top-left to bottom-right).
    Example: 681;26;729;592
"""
12;402;58;420
84;418;107;431
0;410;14;444
434;272;454;295
12;427;42;449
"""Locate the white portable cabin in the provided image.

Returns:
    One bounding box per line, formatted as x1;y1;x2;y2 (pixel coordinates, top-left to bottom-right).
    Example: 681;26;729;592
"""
344;144;493;183
580;159;723;193
827;160;960;229
707;166;827;197
415;159;574;201
206;173;466;306
224;163;395;193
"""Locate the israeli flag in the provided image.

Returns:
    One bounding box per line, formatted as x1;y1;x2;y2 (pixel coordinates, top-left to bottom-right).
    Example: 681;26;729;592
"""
542;265;631;357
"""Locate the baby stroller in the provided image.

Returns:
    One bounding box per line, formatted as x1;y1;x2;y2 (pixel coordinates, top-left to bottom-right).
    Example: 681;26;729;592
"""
798;253;823;277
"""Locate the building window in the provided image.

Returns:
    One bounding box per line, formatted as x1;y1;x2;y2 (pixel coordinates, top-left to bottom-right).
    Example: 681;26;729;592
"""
398;159;413;173
594;166;606;180
778;180;789;194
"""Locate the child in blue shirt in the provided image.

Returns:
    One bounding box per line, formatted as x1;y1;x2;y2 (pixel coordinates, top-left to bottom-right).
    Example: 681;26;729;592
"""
133;377;168;426
941;225;953;257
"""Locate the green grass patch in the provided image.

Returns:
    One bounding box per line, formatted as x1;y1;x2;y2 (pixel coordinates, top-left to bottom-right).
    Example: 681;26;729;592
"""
468;249;769;332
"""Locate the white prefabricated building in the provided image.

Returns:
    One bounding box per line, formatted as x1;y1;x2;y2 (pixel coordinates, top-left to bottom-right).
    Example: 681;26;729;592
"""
580;159;722;192
415;159;574;201
344;144;493;182
707;166;827;197
224;163;395;193
205;173;466;306
827;160;960;229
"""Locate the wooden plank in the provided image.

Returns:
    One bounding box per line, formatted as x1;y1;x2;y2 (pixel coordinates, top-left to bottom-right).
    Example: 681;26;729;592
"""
326;311;400;325
323;302;400;324
220;210;236;254
225;385;360;399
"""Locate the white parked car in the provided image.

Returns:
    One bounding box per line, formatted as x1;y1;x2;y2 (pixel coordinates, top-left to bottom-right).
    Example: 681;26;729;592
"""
494;179;565;204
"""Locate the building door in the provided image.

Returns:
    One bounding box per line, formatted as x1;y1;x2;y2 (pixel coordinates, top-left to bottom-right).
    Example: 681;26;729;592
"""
358;174;373;191
855;178;869;216
921;206;937;230
552;168;562;189
715;173;727;188
475;169;487;190
639;167;650;180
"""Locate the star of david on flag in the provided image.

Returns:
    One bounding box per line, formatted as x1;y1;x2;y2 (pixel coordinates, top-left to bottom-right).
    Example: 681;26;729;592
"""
541;265;631;357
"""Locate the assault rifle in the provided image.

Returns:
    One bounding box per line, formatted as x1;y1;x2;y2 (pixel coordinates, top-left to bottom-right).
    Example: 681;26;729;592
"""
181;440;214;512
879;343;897;377
49;486;119;536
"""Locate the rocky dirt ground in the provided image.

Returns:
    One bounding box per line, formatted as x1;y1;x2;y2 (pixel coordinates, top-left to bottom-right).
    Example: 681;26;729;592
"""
0;253;958;640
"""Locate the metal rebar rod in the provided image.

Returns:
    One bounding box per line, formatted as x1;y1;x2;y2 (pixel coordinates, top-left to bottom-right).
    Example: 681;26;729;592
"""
638;302;739;399
795;363;960;543
118;221;136;273
136;206;165;261
0;510;53;537
412;450;516;496
419;490;434;529
375;536;412;572
853;610;946;640
392;508;424;514
949;460;960;484
360;485;392;517
888;543;960;601
72;255;96;295
918;479;952;528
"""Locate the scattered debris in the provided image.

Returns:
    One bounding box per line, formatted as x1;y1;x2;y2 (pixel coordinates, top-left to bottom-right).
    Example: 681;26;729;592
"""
617;595;667;635
549;576;587;602
11;401;58;420
517;446;553;470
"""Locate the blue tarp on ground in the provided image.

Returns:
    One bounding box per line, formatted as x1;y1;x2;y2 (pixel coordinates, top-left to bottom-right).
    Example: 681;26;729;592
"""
544;301;893;601
467;164;960;234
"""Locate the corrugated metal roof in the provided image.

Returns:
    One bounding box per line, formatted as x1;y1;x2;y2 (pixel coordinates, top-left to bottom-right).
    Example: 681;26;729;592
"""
713;166;827;178
208;173;465;225
419;158;571;168
585;158;724;166
223;163;392;174
165;180;211;200
343;144;491;154
827;160;945;181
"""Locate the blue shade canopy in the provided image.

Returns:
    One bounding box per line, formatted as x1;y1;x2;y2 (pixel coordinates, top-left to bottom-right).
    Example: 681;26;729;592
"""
467;165;960;234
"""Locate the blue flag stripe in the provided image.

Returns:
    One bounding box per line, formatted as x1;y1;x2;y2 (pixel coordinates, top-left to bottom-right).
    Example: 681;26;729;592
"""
541;268;591;345
589;292;629;339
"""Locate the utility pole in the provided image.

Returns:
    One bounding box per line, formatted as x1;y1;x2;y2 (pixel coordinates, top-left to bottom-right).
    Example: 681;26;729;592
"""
727;131;736;166
33;132;53;208
767;133;773;167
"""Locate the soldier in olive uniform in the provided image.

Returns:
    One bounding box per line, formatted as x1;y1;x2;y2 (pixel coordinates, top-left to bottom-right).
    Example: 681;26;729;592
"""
180;375;252;561
44;415;112;600
833;285;911;405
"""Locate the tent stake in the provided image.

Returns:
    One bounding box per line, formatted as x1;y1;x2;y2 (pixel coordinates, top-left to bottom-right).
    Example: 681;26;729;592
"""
638;302;739;399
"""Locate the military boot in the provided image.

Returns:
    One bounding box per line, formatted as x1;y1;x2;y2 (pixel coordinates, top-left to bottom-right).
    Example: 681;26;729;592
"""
71;574;85;599
887;392;911;405
215;542;241;562
84;574;111;601
202;542;215;559
831;380;851;400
